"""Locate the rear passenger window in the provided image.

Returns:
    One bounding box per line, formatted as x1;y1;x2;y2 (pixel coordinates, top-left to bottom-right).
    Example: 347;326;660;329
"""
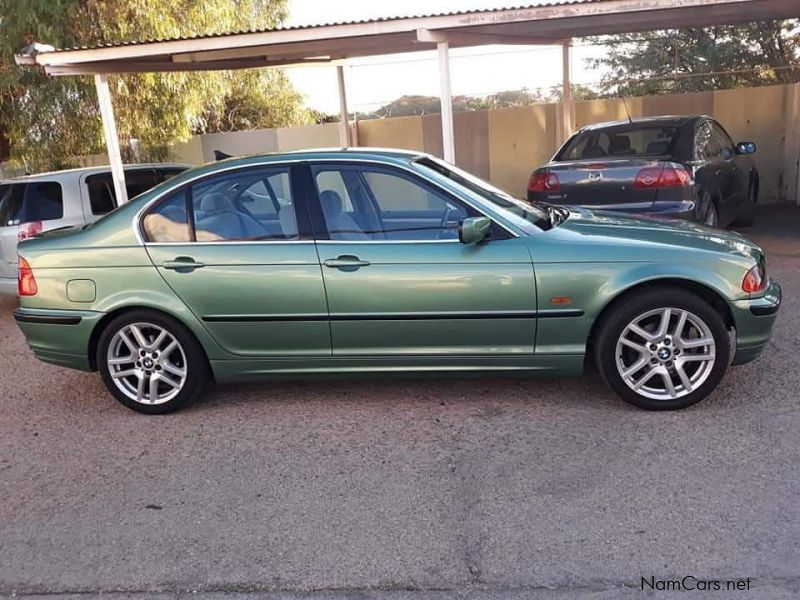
192;167;297;242
142;167;299;243
142;191;191;243
20;182;63;222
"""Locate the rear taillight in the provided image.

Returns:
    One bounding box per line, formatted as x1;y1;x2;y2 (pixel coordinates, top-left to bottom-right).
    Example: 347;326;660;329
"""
528;171;560;193
634;165;691;189
18;221;43;242
18;257;38;297
742;262;767;293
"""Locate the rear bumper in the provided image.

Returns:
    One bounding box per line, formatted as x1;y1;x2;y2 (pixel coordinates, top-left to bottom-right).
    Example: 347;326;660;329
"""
569;200;698;221
13;307;103;371
0;276;17;296
730;280;782;365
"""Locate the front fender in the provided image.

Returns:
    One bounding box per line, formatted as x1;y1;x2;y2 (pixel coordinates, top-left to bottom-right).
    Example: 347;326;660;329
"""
534;259;744;356
588;262;743;320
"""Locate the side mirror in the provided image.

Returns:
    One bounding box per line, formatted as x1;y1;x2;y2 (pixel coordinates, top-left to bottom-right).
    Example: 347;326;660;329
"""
736;141;756;155
459;216;491;245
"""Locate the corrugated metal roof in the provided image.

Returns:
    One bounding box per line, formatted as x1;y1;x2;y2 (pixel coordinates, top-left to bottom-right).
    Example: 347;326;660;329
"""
44;0;606;53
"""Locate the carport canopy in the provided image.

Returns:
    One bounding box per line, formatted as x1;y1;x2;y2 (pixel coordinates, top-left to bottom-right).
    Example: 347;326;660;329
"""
15;0;800;204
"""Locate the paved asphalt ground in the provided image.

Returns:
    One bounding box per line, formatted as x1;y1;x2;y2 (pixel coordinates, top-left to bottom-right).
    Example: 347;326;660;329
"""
1;207;799;600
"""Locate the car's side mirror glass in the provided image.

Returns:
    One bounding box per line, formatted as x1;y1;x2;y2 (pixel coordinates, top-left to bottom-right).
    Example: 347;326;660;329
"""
459;216;491;245
736;141;757;155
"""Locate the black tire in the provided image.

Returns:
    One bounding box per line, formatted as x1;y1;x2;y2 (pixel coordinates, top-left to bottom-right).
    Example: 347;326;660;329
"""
733;179;757;228
594;287;730;411
703;195;719;228
97;309;211;414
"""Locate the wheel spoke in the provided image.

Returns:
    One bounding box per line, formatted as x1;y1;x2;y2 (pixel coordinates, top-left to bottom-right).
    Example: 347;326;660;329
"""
681;337;713;350
620;337;647;353
661;371;677;398
108;356;135;366
148;374;159;403
150;330;168;351
632;366;659;390
629;323;655;342
136;374;146;402
675;361;693;393
161;362;186;378
118;330;139;354
622;356;649;379
681;351;714;362
162;340;178;358
673;310;688;340
159;372;182;389
111;368;139;379
654;308;671;340
128;325;149;349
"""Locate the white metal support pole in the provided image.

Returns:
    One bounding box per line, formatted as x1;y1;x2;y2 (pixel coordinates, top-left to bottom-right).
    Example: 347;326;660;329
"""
336;65;350;148
94;74;128;205
560;41;575;145
437;41;456;163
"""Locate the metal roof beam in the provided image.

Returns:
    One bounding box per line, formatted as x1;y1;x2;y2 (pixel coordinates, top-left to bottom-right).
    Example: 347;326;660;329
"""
416;28;565;46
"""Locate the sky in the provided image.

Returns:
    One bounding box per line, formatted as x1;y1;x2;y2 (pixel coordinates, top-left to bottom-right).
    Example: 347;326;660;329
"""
283;0;606;114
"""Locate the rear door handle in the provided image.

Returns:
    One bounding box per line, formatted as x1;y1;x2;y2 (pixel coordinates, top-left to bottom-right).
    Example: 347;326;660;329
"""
162;257;205;272
323;255;371;271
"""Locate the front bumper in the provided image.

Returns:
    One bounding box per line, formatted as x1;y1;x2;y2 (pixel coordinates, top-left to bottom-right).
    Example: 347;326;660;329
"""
13;307;103;371
730;280;782;365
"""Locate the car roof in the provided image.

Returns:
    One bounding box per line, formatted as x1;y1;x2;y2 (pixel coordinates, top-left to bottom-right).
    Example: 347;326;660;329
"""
217;147;428;162
1;162;192;184
578;115;705;132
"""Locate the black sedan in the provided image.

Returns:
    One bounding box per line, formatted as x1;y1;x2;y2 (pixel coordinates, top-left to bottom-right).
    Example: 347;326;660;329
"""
528;116;759;227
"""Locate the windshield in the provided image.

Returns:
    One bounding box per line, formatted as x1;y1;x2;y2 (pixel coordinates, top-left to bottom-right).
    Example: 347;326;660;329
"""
413;157;554;230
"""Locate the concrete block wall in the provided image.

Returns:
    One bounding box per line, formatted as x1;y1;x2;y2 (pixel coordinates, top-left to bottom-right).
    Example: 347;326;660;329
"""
156;83;800;204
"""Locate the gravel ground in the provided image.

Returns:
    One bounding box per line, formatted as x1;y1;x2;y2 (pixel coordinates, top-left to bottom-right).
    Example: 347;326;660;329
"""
1;207;799;599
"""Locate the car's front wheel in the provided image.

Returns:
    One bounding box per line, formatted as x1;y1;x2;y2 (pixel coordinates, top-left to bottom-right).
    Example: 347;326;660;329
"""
97;309;210;414
594;288;730;410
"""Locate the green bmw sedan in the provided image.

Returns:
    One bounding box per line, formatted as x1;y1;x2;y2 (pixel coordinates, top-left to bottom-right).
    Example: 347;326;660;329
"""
13;149;781;414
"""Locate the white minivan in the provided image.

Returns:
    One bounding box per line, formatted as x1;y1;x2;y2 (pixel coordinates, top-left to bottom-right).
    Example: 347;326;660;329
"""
0;163;190;295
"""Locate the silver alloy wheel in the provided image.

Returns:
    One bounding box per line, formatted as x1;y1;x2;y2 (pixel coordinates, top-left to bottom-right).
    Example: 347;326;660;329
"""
107;322;187;405
615;308;716;401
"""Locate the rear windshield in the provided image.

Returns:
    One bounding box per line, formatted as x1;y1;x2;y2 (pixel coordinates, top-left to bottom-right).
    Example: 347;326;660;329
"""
557;125;680;160
0;181;63;225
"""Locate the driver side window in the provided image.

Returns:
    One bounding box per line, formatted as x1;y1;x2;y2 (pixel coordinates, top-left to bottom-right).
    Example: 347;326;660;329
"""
312;165;472;241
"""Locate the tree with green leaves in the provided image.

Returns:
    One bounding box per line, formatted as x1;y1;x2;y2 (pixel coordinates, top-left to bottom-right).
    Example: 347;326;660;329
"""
0;0;312;172
591;19;800;97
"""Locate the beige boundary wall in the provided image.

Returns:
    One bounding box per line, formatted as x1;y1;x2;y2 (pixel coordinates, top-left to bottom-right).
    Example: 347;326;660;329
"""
173;83;800;203
5;85;797;204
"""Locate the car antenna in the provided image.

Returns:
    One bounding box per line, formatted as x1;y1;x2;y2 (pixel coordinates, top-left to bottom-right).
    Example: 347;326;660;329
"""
621;96;634;124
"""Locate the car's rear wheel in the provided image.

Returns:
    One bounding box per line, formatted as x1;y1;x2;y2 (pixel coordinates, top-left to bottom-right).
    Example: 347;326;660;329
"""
97;309;210;414
595;288;730;410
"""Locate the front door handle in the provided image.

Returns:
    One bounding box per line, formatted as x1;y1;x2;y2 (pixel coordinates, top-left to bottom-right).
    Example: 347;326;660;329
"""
162;257;205;272
323;255;371;271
